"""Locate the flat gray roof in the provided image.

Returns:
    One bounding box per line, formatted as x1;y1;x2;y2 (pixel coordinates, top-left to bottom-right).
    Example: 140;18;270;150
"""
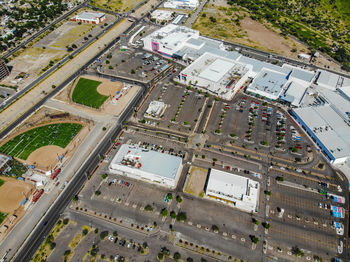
238;56;287;74
111;144;182;179
317;70;340;89
283;64;315;82
77;12;105;20
198;58;235;82
281;81;307;106
248;69;288;97
294;105;350;160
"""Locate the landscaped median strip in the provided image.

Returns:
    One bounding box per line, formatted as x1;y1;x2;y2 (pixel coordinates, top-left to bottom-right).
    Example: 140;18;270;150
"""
31;218;71;261
71;206;159;236
63;225;91;261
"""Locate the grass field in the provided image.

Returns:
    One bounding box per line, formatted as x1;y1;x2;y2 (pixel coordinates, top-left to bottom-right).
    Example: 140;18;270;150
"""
0;212;7;224
0;179;4;187
0;123;83;160
90;0;144;12
72;77;108;108
51;23;94;49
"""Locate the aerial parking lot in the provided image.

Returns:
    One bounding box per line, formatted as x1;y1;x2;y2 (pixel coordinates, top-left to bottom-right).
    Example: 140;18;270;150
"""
202;93;309;161
136;82;207;133
4;13;349;262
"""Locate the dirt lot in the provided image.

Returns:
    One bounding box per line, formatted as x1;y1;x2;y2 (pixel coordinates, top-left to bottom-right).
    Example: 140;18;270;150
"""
1;106;92;171
0;13;115;91
91;0;145;12
184;166;208;197
193;0;342;70
0;176;34;213
1;47;66;87
0;19;132;134
55;74;140;116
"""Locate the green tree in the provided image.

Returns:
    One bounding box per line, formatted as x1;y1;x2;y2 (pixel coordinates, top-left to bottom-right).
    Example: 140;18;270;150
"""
82;228;89;235
170;211;177;219
173;252;181;260
145;204;153;211
100;231;108;240
291;246;304;257
176;195;183;203
167;193;173;200
176;212;187;222
211;225;219;232
161;208;168;217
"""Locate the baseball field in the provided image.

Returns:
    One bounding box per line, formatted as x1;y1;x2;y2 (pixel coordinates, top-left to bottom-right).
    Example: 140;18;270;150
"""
0;123;83;160
72;77;109;109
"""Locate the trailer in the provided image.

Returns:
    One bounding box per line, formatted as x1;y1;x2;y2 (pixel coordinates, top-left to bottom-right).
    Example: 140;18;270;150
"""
51;168;61;180
32;189;44;203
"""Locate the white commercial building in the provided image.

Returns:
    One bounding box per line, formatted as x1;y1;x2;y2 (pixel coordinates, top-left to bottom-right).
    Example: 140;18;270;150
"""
71;12;106;24
292;104;350;164
164;0;199;9
280;81;308;107
315;70;349;91
205;169;260;213
246;68;289;100
151;10;173;24
145;101;165;117
179;52;249;100
142;24;239;61
109;144;182;188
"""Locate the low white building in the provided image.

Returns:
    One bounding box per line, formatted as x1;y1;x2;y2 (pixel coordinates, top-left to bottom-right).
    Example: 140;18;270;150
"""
280;81;308;107
246;68;289;100
71;12;106;24
142;24;200;58
292;104;350;164
179;52;249;100
109;144;182;188
151;10;173;24
298;53;311;60
145;101;165;118
164;0;199;9
205;169;260;213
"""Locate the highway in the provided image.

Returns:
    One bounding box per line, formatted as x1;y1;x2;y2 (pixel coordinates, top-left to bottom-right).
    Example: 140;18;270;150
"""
2;1;89;60
10;75;148;261
0;10;122;114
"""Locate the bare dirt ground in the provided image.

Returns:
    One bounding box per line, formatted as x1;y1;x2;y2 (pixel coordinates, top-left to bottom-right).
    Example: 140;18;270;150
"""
112;85;141;116
0;177;34;242
0;177;34;213
0;106;92;171
194;0;342;71
26;145;65;171
184;166;208;197
134;0;160;18
0;47;66;89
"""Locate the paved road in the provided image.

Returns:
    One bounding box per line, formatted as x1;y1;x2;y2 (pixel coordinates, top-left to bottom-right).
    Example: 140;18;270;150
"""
0;15;124;115
0;19;132;137
1;1;89;60
185;0;208;27
10;80;147;261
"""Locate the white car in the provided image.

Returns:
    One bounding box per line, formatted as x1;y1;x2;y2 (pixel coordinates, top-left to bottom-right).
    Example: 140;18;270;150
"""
108;235;115;242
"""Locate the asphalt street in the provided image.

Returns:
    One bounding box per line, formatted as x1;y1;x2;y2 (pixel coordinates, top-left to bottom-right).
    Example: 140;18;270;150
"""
0;13;123;114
